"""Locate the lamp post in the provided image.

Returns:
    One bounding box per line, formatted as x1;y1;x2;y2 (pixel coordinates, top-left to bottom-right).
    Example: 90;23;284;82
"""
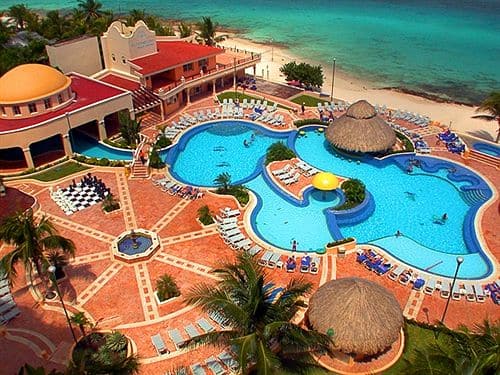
48;265;77;343
440;256;464;325
233;57;237;98
330;58;336;102
270;38;274;62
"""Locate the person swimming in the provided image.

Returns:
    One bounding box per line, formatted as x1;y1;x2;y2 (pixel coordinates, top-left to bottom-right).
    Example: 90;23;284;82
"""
243;139;249;147
405;191;416;200
442;213;448;221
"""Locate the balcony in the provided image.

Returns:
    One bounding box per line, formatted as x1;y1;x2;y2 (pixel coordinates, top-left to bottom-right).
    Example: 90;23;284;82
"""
154;48;261;100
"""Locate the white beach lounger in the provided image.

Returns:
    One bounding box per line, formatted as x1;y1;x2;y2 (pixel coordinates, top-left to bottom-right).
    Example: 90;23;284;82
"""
226;234;245;246
168;328;185;349
151;333;168;355
272;164;291;176
310;256;320;274
190;363;206;375
221;228;241;238
388;265;405;281
185;323;201;339
218;223;238;232
440;282;451;298
464;284;475;302
267;253;281;268
215;215;238;225
423;277;436;295
247;245;262;256
206;356;226;375
221;208;240;218
196;318;215;333
259;251;273;266
452;283;462;300
234;238;252;250
473;283;486;302
218;351;239;372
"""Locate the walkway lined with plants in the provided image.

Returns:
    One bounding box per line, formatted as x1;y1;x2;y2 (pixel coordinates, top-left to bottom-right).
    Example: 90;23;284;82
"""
134;263;160;321
115;171;137;230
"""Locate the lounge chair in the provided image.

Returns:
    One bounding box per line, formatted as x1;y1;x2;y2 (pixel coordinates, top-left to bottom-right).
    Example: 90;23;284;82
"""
424;278;436;295
206;356;226;375
233;238;252;250
259;251;273;266
310;257;320;274
452;283;462;301
225;233;245;246
300;256;311;273
247;245;262;256
399;270;413;286
1;306;20;322
283;173;300;185
267;253;281;268
218;222;238;232
388;265;405;281
151;333;168;355
413;276;426;291
168;328;185;349
473;283;485;302
190;363;206;375
197;318;215;333
220;208;240;218
440;282;451;299
221;228;241;239
266;287;284;303
464;284;476;302
217;351;239;372
272;164;291;176
209;311;229;328
185;323;201;339
215;215;238;225
0;285;10;297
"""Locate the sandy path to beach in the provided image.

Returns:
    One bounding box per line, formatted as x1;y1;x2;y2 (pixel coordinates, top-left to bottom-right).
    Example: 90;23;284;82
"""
220;36;498;142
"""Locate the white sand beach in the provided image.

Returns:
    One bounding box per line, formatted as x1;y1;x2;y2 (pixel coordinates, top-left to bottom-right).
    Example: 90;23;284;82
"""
220;36;498;142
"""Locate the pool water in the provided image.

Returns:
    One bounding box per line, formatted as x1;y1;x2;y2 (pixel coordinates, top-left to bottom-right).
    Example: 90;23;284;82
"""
118;235;153;256
71;131;133;161
169;121;494;279
472;142;500;158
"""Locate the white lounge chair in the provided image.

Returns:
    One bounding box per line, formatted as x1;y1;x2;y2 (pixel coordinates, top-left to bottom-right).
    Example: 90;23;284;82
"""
423;277;436;295
388;265;405;281
185;323;201;339
206;356;226;375
259;251;273;266
168;328;185;349
196;318;215;333
218;351;239;372
464;284;475;302
190;363;206;375
151;333;168;355
272;164;291;176
473;283;486;302
440;282;451;299
310;256;320;274
267;253;281;268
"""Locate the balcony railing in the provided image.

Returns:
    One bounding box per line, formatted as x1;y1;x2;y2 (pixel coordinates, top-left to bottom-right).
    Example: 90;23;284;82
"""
154;52;261;98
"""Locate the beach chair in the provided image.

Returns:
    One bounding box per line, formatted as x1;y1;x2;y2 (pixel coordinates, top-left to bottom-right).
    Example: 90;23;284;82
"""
423;277;436;295
473;283;486;302
399;270;413;286
1;306;20;322
226;233;245;246
464;284;476;302
185;323;201;339
452;283;462;300
247;245;262;256
221;208;240;218
259;251;273;266
217;351;239;372
0;285;10;297
215;215;237;224
151;333;168;355
300;256;311;273
267;252;281;268
234;238;252;251
242;98;248;109
272;164;291;176
388;265;405;281
190;363;206;375
206;356;226;375
218;223;239;234
197;318;215;333
168;328;185;349
249;99;255;109
413;276;426;291
283;173;300;185
310;256;320;274
221;228;242;239
209;311;229;328
440;282;451;299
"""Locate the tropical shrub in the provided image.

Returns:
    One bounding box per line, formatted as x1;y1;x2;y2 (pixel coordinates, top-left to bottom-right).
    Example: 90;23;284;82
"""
294;119;329;127
156;274;180;302
198;205;214;225
102;194;120;213
155;134;172;149
280;61;324;88
337;179;366;210
326;237;355;248
265;142;296;165
97;157;110;166
45;250;69;280
148;147;165;169
214;172;231;193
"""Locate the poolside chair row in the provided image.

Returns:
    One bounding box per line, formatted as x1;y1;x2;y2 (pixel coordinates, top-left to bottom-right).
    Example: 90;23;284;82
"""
392;110;430;127
247;110;285;126
295;160;320;176
151;318;217;355
258;251;320;274
0;291;20;325
152;177;204;200
273;165;300;185
190;351;239;375
356;249;393;276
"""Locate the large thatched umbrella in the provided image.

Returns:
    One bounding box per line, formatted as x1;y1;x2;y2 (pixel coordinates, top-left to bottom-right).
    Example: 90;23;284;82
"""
307;277;403;357
325;100;396;153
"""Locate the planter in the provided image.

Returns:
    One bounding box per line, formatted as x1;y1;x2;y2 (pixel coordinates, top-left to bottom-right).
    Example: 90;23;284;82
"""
154;291;180;306
325;238;357;255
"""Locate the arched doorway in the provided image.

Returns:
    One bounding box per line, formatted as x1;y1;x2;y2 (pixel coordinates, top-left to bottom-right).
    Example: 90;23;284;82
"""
0;147;27;171
29;135;65;168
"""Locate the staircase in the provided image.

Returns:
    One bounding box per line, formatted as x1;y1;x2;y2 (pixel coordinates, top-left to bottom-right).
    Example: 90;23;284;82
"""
129;138;150;179
460;189;489;206
467;150;499;169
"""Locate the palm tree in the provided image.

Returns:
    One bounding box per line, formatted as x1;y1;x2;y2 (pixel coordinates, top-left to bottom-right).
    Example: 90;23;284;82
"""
474;92;500;143
178;21;192;38
17;364;64;375
127;9;146;26
214;172;231;193
185;253;333;374
0;19;14;47
70;311;92;336
8;4;31;31
40;11;70;40
45;250;69;280
156;274;180;302
76;0;104;22
401;320;499;375
119;113;143;148
195;17;227;46
0;209;75;291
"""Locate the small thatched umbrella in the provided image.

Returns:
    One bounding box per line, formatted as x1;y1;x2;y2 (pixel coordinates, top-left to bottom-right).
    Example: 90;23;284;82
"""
307;277;403;357
325;100;396;153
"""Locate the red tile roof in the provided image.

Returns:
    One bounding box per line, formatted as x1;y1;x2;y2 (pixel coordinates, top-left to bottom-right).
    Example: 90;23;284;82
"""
100;74;141;91
130;41;223;76
0;74;127;133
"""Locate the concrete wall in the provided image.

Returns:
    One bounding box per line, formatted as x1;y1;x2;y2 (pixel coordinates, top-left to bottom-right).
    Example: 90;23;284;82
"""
46;37;102;76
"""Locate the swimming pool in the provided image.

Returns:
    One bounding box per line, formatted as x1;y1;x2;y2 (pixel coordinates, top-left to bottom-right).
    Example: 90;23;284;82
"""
71;131;133;161
168;120;494;279
472;142;500;158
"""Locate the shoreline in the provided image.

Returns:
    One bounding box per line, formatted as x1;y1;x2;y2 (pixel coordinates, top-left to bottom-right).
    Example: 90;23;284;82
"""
220;34;497;142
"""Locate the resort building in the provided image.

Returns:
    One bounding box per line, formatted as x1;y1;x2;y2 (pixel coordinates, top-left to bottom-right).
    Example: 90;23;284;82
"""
0;64;133;170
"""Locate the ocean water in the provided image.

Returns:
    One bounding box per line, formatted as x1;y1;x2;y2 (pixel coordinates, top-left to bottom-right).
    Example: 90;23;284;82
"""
3;0;499;103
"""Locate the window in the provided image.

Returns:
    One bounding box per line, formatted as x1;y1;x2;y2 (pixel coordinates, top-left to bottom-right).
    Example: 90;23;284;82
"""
44;98;51;109
111;54;116;62
57;94;63;104
198;58;208;67
166;96;177;105
193;86;201;95
28;103;37;113
13;106;21;115
0;106;5;116
183;63;193;72
121;56;127;64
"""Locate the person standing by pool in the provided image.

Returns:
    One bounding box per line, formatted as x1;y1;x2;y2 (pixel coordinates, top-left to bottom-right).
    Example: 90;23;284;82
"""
291;239;298;251
301;102;305;115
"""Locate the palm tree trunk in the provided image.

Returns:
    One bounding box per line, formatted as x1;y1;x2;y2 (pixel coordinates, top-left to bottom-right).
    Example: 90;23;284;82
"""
33;258;51;294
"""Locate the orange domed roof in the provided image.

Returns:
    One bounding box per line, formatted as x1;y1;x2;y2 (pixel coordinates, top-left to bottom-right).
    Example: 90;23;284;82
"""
0;64;71;104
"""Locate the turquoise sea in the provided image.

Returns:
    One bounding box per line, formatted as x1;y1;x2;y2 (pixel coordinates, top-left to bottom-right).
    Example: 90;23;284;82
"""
3;0;499;104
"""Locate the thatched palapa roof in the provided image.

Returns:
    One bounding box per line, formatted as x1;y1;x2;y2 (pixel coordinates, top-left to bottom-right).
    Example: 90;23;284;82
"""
325;100;396;153
307;277;403;356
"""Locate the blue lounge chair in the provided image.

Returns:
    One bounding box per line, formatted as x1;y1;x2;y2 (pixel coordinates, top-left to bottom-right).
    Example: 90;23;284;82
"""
266;287;284;303
206;356;226;375
190;363;206;375
197;318;215;333
413;277;425;291
185;323;201;339
300;256;311;273
168;328;185;349
217;351;239;371
151;333;168;355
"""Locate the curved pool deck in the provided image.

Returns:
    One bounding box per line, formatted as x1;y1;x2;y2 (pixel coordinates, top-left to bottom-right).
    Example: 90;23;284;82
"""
164;120;496;279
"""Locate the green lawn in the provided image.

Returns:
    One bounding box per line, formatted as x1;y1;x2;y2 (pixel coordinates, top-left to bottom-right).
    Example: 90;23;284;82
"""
217;92;291;110
291;94;326;107
29;161;90;182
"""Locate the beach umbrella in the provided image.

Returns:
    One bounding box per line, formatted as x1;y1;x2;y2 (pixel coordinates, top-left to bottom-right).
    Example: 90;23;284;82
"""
312;172;339;200
325;100;396;153
307;277;403;358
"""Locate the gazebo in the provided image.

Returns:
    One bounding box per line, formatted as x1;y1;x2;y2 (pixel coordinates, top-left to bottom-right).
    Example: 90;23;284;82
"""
325;100;396;153
307;277;403;359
